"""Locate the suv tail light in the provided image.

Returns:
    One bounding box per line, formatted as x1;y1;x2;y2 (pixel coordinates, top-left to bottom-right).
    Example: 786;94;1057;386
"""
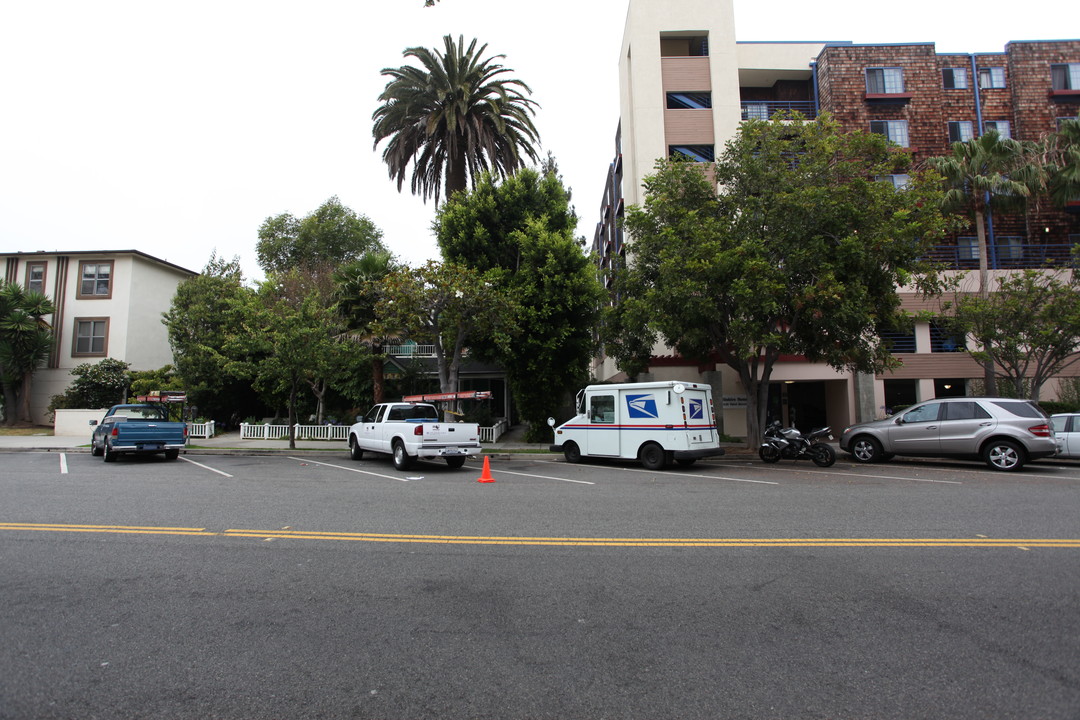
414;424;424;436
1028;424;1051;437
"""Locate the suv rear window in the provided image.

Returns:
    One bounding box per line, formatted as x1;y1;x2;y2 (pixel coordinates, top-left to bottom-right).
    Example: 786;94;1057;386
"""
989;401;1046;419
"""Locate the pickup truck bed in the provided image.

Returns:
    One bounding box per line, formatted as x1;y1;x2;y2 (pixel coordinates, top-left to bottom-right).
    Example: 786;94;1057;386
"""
90;404;187;462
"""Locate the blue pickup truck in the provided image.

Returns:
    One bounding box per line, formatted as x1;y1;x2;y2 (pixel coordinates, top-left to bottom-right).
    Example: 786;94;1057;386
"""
90;404;188;462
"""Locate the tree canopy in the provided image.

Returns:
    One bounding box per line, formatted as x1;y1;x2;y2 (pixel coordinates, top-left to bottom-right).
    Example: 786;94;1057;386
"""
372;35;540;205
256;196;385;276
611;114;949;444
436;166;602;437
945;269;1080;402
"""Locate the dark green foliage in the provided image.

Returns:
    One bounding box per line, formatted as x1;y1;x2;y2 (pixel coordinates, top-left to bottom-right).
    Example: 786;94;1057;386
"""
435;168;603;437
257;196;385;276
50;358;131;410
0;282;56;425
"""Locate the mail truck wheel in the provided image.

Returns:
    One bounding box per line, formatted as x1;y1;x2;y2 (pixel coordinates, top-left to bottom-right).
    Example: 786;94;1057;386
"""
446;456;466;469
392;441;414;470
639;442;666;471
563;441;581;464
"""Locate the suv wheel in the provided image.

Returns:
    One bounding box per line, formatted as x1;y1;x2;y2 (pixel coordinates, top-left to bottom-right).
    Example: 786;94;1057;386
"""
984;439;1025;471
850;436;883;463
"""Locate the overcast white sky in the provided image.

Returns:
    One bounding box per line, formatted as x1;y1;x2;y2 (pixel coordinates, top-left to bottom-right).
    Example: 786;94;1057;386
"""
1;0;1069;282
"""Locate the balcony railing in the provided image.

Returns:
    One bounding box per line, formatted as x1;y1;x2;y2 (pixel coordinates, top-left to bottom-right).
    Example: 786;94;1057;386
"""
740;101;817;121
924;242;1077;270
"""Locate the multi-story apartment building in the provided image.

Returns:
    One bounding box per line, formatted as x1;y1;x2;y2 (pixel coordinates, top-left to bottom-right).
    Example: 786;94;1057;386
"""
2;250;196;425
593;0;1080;437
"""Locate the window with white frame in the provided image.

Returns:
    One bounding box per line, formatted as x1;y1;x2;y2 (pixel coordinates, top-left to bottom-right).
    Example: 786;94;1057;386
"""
942;68;968;89
978;67;1006;89
984;120;1011;138
948;121;974;143
870;120;909;147
1051;63;1080;91
73;318;109;356
877;174;910;190
866;67;905;94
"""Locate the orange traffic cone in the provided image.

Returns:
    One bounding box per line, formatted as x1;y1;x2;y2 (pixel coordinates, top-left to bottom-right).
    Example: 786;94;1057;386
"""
477;455;495;483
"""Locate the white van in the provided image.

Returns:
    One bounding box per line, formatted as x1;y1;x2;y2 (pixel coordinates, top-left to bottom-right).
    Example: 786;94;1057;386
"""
548;381;725;469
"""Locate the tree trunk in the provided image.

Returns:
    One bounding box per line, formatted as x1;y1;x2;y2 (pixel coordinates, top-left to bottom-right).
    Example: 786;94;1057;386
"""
2;383;18;426
445;150;468;203
372;344;385;404
974;211;997;396
287;384;297;450
18;371;34;424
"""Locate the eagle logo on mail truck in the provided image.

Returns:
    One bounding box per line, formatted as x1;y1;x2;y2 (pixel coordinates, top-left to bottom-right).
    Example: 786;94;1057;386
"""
688;398;704;420
626;394;659;419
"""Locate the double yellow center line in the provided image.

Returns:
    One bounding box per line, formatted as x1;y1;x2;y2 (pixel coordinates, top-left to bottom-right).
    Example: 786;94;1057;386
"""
3;523;1079;548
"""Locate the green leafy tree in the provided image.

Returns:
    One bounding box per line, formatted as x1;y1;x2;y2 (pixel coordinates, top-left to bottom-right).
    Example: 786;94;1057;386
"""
615;114;948;445
163;254;260;422
257;196;385;276
0;282;55;425
128;366;185;400
926;131;1040;394
436;167;603;438
946;269;1080;402
373;261;516;411
334;251;400;404
53;358;131;410
227;272;355;449
373;35;540;205
1041;114;1080;208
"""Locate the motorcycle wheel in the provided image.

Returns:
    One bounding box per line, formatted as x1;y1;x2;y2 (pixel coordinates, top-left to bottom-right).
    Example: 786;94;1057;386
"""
811;443;836;468
759;446;781;464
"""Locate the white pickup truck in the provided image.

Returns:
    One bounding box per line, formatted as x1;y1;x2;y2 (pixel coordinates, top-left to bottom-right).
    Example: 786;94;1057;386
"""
347;402;483;470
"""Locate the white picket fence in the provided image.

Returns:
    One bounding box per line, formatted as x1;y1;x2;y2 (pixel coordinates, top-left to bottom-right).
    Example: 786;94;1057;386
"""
188;420;215;439
240;420;508;443
240;423;349;441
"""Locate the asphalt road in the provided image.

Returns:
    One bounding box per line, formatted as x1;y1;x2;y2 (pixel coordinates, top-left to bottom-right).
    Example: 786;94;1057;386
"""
2;450;1079;719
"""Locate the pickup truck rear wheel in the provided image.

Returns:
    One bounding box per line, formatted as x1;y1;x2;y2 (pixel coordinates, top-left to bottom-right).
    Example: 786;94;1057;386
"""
91;439;103;457
349;435;364;461
392;441;414;471
445;456;466;469
103;441;118;463
164;449;179;460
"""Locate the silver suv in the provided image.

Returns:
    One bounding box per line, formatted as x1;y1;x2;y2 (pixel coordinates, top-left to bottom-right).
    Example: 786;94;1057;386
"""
840;397;1060;471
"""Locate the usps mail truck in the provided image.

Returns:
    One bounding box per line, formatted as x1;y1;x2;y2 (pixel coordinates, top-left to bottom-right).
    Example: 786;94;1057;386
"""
548;381;725;469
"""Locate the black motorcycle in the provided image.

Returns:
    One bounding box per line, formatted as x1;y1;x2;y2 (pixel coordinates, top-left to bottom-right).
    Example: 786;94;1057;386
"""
759;421;836;467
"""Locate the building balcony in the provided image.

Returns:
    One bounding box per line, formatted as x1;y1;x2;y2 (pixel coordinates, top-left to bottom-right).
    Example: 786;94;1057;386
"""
923;241;1078;270
740;101;817;121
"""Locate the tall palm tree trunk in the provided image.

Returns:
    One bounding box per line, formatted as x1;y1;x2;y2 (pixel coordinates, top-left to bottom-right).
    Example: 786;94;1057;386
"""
974;210;996;395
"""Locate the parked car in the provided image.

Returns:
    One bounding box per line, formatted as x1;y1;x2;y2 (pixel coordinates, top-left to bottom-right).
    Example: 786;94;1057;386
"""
839;397;1060;471
347;401;482;470
90;403;188;462
1050;413;1080;459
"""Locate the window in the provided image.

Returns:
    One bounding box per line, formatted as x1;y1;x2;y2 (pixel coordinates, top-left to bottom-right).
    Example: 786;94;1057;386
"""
902;403;941;423
944;402;991;421
948;121;974;142
667;92;712;109
78;260;113;299
73;318;109;356
742;103;771;121
25;262;46;294
1051;63;1080;90
668;145;715;162
870;120;909;147
866;67;905;94
878;174;910;190
930;321;964;352
978;67;1006;89
984;120;1011;139
942;68;968;89
590;395;615;424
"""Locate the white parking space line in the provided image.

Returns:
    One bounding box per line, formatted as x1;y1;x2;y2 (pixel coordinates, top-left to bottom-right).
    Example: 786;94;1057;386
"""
733;463;964;485
179;456;234;478
59;454;68;474
289;457;409;482
488;468;594;485
537;460;778;485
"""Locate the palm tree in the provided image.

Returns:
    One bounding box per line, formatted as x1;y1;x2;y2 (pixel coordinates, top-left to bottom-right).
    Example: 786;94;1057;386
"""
1043;115;1080;209
927;131;1039;395
0;282;55;425
372;35;541;205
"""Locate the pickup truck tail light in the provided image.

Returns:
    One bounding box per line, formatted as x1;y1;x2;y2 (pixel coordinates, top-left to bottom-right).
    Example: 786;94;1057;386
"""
414;424;424;436
184;426;189;438
111;427;119;437
1028;423;1051;437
